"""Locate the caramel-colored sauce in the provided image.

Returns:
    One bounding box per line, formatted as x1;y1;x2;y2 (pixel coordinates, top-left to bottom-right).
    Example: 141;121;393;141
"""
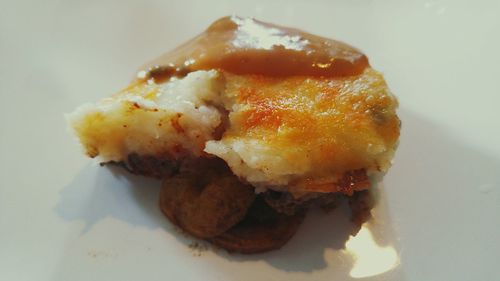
139;16;369;82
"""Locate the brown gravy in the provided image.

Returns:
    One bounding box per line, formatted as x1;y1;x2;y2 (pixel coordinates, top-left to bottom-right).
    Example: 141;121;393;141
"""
139;16;369;82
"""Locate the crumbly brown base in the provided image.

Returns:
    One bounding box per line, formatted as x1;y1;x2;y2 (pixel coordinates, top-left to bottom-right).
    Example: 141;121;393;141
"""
209;196;306;254
107;153;375;254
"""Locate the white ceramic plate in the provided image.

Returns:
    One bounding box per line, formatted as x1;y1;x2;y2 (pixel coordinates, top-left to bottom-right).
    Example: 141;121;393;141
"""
1;1;499;280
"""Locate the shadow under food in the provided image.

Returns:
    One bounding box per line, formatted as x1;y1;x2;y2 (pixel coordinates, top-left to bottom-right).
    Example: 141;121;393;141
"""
55;164;168;233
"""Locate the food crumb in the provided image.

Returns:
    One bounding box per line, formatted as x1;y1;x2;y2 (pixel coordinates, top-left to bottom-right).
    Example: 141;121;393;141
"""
188;241;208;256
87;250;117;259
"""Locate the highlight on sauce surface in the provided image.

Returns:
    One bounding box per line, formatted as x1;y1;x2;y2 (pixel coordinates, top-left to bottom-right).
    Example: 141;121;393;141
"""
138;16;370;82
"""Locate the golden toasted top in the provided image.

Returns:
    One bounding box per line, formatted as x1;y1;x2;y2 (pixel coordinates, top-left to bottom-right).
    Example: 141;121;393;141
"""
218;68;399;190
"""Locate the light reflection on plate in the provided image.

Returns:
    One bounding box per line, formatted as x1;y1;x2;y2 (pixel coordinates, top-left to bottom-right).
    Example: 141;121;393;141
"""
345;226;399;278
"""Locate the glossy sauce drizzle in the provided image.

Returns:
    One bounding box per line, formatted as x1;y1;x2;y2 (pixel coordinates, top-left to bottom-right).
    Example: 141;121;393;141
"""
139;16;369;82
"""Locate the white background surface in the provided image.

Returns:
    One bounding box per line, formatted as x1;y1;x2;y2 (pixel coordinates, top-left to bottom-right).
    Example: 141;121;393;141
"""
1;0;499;280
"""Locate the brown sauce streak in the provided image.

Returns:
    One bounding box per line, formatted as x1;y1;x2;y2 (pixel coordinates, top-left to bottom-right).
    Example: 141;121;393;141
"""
140;16;369;82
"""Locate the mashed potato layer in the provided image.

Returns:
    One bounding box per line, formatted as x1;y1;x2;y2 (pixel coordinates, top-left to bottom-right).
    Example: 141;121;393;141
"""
68;70;224;162
68;68;399;192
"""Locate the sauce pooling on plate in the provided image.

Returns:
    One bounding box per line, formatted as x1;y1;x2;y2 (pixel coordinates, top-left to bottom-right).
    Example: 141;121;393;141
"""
139;16;369;82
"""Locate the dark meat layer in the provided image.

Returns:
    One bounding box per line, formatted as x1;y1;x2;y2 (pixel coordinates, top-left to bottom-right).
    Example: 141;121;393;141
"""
105;153;180;178
348;190;376;226
160;167;255;238
264;191;341;215
209;196;306;254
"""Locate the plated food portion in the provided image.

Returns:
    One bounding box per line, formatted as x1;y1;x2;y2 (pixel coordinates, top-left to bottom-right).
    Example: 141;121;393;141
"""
68;16;400;253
